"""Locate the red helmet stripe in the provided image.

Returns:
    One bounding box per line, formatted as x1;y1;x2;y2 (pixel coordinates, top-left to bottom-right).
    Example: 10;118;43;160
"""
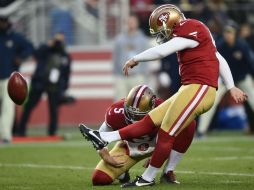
136;86;149;109
133;85;148;108
131;85;143;107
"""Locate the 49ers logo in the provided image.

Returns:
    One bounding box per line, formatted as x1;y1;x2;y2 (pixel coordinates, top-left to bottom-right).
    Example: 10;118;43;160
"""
157;12;169;26
138;143;149;151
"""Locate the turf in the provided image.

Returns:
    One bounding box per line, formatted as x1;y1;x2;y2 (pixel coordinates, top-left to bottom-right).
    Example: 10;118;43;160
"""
0;130;253;190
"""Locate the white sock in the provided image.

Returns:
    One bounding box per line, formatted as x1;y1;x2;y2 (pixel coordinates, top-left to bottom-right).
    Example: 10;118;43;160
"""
164;150;183;173
100;131;121;143
142;165;159;182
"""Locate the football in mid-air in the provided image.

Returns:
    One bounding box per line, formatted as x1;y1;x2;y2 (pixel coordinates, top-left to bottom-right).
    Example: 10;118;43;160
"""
7;71;28;105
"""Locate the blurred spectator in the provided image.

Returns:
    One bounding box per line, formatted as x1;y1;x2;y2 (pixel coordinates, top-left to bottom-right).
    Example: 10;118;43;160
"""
226;0;248;24
113;14;149;100
50;6;74;45
0;16;33;143
207;0;228;21
0;0;16;7
185;0;213;23
18;33;72;136
180;0;228;42
240;23;254;50
130;0;154;35
197;22;254;136
154;0;179;4
85;0;99;18
207;18;223;42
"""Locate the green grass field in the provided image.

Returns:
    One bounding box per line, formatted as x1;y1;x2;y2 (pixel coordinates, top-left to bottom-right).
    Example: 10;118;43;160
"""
0;129;254;190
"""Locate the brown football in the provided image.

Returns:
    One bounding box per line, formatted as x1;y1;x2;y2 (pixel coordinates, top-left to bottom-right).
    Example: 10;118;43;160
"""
7;71;28;105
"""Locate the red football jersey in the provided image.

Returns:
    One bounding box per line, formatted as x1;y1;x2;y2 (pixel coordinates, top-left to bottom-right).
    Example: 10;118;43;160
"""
173;19;219;88
105;98;163;132
104;98;162;156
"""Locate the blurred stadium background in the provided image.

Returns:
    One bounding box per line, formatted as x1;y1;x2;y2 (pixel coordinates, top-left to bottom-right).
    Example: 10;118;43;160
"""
1;0;254;134
1;1;254;190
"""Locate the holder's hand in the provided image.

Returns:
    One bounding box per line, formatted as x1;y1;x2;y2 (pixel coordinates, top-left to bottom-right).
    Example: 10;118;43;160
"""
98;148;127;168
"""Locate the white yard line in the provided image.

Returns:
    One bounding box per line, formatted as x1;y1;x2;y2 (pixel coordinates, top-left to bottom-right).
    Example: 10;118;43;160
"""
176;170;254;177
0;163;88;170
193;136;254;143
1;143;254;153
190;156;254;161
192;147;251;152
0;141;90;148
0;136;252;149
0;163;254;177
211;156;254;161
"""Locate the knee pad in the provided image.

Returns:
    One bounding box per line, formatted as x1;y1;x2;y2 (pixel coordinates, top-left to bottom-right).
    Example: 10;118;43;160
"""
92;169;113;186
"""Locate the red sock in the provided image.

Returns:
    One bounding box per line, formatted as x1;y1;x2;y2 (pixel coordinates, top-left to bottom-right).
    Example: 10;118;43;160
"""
119;115;157;141
150;129;175;168
173;120;196;153
92;170;113;186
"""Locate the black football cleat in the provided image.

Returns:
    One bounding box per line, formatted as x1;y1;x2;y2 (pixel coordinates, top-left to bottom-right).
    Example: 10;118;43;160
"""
79;123;108;150
160;171;180;184
119;171;130;184
121;176;155;188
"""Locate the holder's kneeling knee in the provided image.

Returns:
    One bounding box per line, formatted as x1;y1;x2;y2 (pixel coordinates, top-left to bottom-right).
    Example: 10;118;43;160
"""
92;170;113;186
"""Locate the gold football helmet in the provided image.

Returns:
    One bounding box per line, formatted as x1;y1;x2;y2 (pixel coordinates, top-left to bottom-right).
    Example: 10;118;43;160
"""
124;85;156;123
149;4;185;43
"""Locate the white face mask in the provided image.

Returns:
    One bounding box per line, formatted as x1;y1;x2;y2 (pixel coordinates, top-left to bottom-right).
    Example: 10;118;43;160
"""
155;31;170;44
124;104;148;123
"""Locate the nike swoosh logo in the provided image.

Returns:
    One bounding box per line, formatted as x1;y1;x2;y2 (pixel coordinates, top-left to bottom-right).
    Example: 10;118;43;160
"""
88;131;102;142
179;21;187;26
135;181;152;187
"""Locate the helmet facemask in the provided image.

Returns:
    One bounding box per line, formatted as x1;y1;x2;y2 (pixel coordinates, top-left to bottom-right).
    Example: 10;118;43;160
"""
150;21;172;44
124;105;149;124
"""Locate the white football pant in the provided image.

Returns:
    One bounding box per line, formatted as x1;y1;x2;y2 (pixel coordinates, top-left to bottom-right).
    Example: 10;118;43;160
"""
0;79;15;141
